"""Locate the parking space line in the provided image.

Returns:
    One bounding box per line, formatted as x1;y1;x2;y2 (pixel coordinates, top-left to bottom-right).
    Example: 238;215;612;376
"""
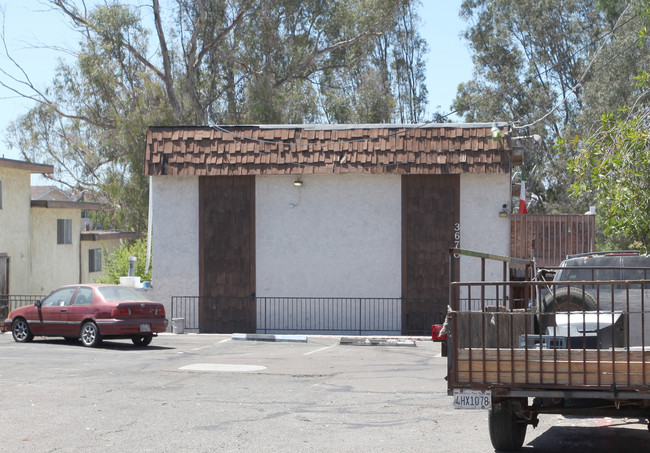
178;339;231;354
304;344;337;356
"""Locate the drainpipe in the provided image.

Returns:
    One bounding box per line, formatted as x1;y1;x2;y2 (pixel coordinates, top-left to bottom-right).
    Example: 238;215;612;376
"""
78;226;82;284
145;176;153;275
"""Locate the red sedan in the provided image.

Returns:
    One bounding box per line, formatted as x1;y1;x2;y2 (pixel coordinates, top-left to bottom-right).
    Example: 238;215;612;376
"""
3;284;168;347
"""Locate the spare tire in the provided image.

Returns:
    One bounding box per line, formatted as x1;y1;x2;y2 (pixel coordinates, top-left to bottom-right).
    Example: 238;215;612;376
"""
539;287;598;333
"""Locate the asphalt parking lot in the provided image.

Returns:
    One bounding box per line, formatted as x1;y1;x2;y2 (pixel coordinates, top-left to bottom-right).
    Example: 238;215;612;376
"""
1;332;649;452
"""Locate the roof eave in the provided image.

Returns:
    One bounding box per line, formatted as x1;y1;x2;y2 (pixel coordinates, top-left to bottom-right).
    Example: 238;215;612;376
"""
31;200;102;210
0;158;54;174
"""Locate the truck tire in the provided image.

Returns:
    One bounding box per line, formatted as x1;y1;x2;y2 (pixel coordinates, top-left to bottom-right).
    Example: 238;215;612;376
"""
488;400;527;451
539;287;598;333
543;287;598;312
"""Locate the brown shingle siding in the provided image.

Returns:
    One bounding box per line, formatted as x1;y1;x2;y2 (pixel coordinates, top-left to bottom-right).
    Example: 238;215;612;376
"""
144;124;512;176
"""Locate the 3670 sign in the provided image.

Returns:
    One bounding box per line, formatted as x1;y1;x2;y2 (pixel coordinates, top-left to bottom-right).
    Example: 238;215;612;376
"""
453;389;491;410
453;223;460;258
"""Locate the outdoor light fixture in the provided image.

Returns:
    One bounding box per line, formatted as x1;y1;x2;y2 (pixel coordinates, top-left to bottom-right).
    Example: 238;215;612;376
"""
293;178;303;187
499;204;509;217
490;122;501;139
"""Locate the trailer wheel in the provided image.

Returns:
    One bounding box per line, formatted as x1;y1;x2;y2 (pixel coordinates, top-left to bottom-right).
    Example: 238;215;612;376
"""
539;287;598;333
488;400;527;451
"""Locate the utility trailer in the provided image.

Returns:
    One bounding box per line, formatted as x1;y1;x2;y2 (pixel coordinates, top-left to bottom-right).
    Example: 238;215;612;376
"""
441;249;650;451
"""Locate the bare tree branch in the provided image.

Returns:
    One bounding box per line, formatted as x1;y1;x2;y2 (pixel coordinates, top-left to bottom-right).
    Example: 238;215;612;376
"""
53;1;166;81
152;0;182;119
273;28;384;89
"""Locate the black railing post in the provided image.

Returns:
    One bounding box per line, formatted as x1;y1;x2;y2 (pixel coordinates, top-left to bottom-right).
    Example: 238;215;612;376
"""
358;298;362;335
264;297;268;334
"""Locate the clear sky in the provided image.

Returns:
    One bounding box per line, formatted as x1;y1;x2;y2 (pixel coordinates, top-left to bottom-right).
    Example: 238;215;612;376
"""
0;0;474;163
420;1;473;120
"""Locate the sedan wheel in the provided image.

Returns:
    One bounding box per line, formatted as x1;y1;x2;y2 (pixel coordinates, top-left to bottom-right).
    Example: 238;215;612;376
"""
132;335;153;347
12;318;34;343
80;322;102;347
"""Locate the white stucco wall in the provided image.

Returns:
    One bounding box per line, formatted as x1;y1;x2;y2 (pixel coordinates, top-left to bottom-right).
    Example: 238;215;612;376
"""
459;173;512;306
256;174;402;299
150;172;511;331
255;174;402;334
0;167;33;294
150;176;199;318
30;207;82;294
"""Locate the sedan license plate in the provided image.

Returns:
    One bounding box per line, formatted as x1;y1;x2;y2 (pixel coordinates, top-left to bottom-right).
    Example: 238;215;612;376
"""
453;389;491;409
140;323;152;333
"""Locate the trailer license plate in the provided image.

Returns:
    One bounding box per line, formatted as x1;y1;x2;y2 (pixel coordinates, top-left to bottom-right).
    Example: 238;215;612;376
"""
140;323;151;332
453;389;491;409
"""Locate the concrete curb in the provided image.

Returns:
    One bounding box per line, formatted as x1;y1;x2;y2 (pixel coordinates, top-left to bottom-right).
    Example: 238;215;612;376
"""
339;337;417;347
172;332;428;346
232;333;308;343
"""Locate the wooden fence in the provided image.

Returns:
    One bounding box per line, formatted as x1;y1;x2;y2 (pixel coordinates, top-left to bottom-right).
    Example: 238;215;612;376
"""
510;214;596;268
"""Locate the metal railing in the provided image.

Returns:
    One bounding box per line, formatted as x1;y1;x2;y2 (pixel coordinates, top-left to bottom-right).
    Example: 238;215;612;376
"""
259;297;400;334
170;296;446;335
0;295;43;321
449;279;650;393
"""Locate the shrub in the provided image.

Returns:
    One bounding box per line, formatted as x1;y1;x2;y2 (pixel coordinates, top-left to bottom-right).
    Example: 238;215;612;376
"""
95;238;152;284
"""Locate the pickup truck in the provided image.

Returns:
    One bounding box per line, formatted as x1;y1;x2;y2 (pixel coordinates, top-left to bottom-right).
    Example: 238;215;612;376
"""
436;249;650;451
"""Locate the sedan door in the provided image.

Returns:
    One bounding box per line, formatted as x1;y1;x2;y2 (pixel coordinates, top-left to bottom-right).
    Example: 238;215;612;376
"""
65;286;95;336
29;287;78;336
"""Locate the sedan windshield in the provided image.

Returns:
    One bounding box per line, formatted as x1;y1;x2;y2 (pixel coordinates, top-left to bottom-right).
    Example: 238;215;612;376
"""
98;286;149;302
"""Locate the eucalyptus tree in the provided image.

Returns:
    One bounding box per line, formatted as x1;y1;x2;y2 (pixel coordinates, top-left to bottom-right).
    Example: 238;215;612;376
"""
451;0;648;214
2;0;428;233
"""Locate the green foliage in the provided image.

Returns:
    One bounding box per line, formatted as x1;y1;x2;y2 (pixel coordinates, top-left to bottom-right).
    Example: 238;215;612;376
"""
569;97;650;252
95;239;152;284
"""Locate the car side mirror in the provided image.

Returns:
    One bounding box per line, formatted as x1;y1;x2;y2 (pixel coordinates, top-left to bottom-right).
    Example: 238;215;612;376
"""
35;300;42;308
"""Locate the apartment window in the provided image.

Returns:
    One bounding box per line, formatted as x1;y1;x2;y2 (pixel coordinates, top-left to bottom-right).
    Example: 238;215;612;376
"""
57;219;72;244
89;248;102;273
0;180;3;209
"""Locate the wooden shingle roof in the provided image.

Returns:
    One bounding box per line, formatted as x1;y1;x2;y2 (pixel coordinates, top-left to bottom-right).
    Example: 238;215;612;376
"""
144;124;513;176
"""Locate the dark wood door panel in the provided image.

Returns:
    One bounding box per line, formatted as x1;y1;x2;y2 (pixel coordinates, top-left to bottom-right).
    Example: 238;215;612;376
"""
402;175;459;334
199;176;255;333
